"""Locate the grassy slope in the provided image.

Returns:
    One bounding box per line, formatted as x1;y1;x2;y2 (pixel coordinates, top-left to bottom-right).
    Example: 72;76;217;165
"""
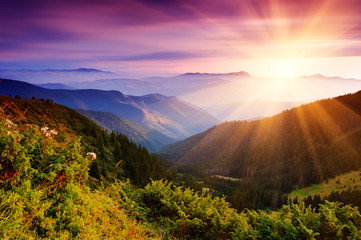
0;96;94;138
289;170;361;200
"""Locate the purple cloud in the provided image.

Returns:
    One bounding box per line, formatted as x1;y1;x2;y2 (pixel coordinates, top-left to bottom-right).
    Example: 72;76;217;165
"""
101;51;201;61
0;0;360;75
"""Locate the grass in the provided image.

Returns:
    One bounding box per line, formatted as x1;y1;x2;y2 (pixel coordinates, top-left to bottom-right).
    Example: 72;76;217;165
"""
211;175;242;182
289;170;361;201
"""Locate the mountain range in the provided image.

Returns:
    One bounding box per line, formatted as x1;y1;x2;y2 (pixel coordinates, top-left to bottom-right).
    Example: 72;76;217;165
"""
64;71;251;96
8;68;361;121
0;78;219;140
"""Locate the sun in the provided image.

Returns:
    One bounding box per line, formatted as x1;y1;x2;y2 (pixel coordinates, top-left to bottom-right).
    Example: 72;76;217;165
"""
279;62;293;77
273;59;298;79
256;58;305;101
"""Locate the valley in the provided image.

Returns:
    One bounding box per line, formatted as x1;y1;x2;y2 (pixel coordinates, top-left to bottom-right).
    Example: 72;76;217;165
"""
2;0;361;238
3;75;361;212
1;97;361;239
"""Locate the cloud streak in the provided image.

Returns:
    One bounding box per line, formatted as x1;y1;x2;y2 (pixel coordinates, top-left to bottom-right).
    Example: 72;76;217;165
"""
101;51;201;61
0;0;360;77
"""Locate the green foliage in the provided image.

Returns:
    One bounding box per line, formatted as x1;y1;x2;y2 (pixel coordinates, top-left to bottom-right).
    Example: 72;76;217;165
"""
114;179;254;239
0;116;158;239
107;179;361;240
245;201;361;240
0;119;89;193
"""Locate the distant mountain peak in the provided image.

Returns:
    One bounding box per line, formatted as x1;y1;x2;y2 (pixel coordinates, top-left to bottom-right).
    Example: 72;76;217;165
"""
301;74;359;81
227;71;251;77
72;68;111;73
41;68;113;73
309;73;326;78
179;71;251;77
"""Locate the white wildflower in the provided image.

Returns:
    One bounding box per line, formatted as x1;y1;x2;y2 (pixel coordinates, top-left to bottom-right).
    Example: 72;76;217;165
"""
86;152;97;160
5;119;17;127
41;127;57;138
41;127;49;134
49;130;57;135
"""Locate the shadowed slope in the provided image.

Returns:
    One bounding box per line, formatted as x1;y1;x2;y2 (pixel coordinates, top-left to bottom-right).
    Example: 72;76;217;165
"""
161;90;361;191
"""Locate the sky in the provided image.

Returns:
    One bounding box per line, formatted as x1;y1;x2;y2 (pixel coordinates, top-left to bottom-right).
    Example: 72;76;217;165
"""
1;0;361;79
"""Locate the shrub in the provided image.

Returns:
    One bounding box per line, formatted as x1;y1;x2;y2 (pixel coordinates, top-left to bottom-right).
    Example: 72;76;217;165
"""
0;117;158;239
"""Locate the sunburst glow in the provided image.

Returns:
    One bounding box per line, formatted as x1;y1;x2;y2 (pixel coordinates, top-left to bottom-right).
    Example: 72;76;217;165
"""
268;59;298;79
277;61;294;78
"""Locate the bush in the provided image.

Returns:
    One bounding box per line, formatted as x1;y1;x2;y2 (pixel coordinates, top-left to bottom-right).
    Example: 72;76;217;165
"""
129;179;254;239
0;117;158;239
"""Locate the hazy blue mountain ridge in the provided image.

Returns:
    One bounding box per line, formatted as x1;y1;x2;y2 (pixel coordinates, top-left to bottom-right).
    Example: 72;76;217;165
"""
0;78;219;139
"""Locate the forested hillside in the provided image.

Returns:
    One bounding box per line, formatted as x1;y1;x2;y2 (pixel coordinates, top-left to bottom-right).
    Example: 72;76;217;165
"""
161;91;361;209
0;96;168;186
76;109;173;152
162;91;361;185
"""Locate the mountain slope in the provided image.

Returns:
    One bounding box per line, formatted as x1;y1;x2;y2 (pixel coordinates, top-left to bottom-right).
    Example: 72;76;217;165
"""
0;79;219;139
76;109;174;152
161;91;361;191
0;96;168;186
